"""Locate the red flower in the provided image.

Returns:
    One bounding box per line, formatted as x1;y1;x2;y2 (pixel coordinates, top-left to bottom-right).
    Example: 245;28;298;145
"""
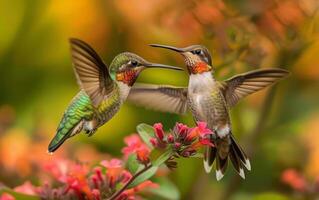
122;135;142;157
149;138;158;147
281;169;307;192
136;147;150;165
92;189;101;200
122;134;150;165
153;123;165;141
64;164;92;199
175;123;188;138
101;159;123;188
196;122;213;137
167;134;174;143
120;180;159;200
185;122;213;142
0;193;15;200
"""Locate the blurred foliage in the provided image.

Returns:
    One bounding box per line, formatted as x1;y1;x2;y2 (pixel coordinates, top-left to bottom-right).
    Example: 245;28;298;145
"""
0;0;319;199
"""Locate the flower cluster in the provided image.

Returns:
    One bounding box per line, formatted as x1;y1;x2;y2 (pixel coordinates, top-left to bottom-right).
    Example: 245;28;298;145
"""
0;158;157;200
0;122;212;200
150;122;214;158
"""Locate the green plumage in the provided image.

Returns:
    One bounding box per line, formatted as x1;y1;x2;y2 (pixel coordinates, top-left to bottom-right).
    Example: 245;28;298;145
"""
48;38;182;153
49;90;93;151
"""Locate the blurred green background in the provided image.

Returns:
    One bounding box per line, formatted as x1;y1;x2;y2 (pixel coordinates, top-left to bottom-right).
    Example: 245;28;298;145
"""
1;0;319;199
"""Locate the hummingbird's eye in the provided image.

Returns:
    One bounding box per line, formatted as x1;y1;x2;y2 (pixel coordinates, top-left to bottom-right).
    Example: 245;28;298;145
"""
131;60;138;66
193;49;202;55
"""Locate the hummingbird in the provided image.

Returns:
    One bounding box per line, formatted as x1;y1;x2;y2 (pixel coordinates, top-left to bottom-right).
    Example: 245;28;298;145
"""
47;39;182;153
127;44;289;180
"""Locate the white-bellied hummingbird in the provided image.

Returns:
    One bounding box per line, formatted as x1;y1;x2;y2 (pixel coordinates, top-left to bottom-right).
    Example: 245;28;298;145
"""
127;44;289;180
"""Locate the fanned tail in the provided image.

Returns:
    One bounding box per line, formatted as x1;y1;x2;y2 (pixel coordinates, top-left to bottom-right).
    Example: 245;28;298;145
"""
203;134;250;181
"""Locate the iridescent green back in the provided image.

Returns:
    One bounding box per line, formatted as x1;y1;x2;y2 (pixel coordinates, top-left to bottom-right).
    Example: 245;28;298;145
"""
48;90;94;151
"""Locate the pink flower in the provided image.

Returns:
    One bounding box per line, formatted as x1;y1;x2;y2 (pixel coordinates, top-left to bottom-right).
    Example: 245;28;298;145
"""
122;134;150;165
43;158;70;183
153;123;165;141
14;181;37;195
175;123;188;138
185;122;213;142
134;180;159;191
0;193;15;200
281;169;307;192
92;189;101;200
174;142;181;150
136;147;150;165
101;159;123;188
196;122;213;137
121;180;159;199
101;159;123;169
149;138;158;147
167;134;174;143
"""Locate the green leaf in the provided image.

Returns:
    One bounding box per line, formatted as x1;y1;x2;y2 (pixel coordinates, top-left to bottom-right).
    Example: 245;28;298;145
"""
253;192;289;200
149;177;180;200
128;166;158;188
136;123;155;149
152;149;174;167
0;187;39;200
126;154;142;174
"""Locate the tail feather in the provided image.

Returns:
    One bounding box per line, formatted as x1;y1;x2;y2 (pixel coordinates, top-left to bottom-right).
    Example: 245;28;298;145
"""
203;133;250;180
215;153;228;181
230;135;251;171
48;120;84;153
229;144;245;179
204;146;216;173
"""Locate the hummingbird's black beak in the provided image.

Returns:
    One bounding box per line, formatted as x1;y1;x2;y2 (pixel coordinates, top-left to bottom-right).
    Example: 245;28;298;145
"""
144;62;183;71
149;44;186;53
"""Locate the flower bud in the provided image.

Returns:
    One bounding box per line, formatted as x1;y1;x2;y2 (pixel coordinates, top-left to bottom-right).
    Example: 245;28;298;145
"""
167;134;174;143
153;123;165;141
174;142;181;150
175;123;188;139
149;138;158;147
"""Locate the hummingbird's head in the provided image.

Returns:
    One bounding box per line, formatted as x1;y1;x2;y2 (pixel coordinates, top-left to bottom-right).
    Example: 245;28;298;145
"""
109;52;182;86
150;44;213;75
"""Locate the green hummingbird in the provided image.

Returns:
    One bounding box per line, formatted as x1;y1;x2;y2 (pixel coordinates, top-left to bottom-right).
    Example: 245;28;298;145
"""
47;39;182;153
127;44;289;180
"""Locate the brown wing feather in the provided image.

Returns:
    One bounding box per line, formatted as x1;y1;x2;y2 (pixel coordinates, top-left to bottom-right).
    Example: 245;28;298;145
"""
222;68;289;107
128;83;188;114
70;38;114;106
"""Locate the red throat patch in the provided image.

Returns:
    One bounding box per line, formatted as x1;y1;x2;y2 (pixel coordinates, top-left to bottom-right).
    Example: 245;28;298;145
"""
116;70;137;86
190;62;211;74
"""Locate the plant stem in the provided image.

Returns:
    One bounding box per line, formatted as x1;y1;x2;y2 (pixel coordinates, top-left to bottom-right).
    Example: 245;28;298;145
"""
108;164;153;200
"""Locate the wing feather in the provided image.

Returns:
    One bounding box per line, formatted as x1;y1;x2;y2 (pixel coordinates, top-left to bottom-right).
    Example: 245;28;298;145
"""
222;68;289;107
128;83;188;114
70;38;114;106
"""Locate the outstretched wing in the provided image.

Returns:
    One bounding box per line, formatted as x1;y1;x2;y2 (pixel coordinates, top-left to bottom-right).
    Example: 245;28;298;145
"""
128;83;188;114
70;38;114;106
221;68;289;107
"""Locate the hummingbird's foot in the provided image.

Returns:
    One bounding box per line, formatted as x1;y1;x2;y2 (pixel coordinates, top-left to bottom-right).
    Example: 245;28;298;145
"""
86;129;96;137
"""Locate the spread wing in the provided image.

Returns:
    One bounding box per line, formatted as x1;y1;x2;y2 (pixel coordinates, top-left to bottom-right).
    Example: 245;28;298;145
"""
70;38;114;106
221;68;290;107
128;83;188;114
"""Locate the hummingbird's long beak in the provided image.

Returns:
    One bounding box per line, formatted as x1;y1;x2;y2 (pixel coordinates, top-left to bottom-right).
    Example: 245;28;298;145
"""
149;44;186;53
144;62;183;71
